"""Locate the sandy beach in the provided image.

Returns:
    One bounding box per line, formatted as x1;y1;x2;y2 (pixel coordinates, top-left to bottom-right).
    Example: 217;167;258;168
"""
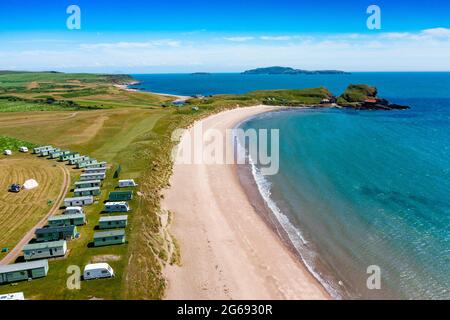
163;105;329;300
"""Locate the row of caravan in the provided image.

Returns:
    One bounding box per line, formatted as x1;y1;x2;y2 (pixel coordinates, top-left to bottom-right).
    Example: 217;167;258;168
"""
63;197;130;212
0;259;115;284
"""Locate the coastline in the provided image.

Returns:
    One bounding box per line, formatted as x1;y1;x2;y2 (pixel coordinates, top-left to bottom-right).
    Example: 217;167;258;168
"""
115;82;190;101
162;105;330;300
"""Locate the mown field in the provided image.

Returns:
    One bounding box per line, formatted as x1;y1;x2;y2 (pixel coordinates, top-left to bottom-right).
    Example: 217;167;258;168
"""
0;155;65;258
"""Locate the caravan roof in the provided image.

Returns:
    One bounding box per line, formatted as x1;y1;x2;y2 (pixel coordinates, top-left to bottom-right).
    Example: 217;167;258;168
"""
99;215;128;222
65;196;93;202
84;263;112;272
23;240;66;251
75;180;101;185
0;260;48;273
48;213;85;221
94;229;125;238
105;201;128;206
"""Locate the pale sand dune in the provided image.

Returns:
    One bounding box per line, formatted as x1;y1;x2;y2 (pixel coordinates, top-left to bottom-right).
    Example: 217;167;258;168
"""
163;105;329;300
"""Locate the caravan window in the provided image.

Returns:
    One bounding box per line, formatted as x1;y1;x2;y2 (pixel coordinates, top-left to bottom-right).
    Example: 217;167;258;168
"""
101;270;108;274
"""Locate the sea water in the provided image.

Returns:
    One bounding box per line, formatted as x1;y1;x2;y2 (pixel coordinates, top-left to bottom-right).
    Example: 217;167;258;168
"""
134;72;450;299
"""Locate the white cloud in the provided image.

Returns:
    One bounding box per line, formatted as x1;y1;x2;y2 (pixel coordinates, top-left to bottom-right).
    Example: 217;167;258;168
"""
223;36;255;42
421;27;450;38
80;40;181;49
260;35;293;41
2;28;450;72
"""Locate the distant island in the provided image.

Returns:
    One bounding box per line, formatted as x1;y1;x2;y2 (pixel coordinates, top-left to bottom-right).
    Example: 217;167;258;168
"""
242;66;350;75
191;72;211;75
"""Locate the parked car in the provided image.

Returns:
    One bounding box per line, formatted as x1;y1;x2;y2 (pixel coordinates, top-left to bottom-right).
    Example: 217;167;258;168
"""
9;184;21;193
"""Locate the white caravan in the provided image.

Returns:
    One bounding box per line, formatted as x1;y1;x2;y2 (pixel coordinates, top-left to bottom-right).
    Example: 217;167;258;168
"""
83;263;115;280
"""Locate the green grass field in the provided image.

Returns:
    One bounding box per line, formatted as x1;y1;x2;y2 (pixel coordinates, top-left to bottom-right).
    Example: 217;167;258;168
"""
0;135;36;150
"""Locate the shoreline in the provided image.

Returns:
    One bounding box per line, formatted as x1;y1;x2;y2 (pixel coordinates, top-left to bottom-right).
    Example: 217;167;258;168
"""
235;110;349;300
162;105;330;300
115;82;190;101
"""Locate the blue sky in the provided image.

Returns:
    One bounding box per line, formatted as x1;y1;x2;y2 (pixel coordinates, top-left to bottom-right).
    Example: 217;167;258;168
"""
1;0;450;72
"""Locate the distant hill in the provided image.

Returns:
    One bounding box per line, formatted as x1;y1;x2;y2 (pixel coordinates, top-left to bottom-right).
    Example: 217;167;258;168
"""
242;66;350;75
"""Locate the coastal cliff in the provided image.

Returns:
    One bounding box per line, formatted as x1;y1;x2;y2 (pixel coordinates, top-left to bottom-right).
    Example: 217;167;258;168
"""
337;84;409;110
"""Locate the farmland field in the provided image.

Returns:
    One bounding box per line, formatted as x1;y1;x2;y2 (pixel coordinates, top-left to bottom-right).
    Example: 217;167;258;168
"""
0;154;66;259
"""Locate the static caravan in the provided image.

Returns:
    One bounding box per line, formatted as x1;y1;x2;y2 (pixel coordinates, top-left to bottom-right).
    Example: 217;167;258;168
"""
48;213;86;227
108;191;133;201
98;215;128;229
49;150;62;158
74;180;101;189
104;202;130;213
0;260;49;284
118;179;137;188
35;225;77;242
64;196;94;207
33;146;52;154
39;148;60;157
22;240;67;260
83;263;115;280
84;167;107;174
64;206;84;215
73;186;101;197
85;161;107;169
19;146;29;153
76;159;98;169
59;152;80;161
93;229;126;247
69;156;89;165
51;150;70;159
79;172;106;181
4;149;12;156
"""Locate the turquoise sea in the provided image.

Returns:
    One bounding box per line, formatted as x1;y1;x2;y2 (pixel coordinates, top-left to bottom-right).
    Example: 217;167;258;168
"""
133;73;450;299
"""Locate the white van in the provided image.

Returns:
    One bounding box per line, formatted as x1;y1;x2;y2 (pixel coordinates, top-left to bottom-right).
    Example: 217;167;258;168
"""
83;263;115;280
4;150;12;156
64;206;84;215
118;179;137;188
19;146;29;153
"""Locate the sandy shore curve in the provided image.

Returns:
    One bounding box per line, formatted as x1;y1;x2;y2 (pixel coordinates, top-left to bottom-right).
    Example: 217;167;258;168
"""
163;105;329;300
